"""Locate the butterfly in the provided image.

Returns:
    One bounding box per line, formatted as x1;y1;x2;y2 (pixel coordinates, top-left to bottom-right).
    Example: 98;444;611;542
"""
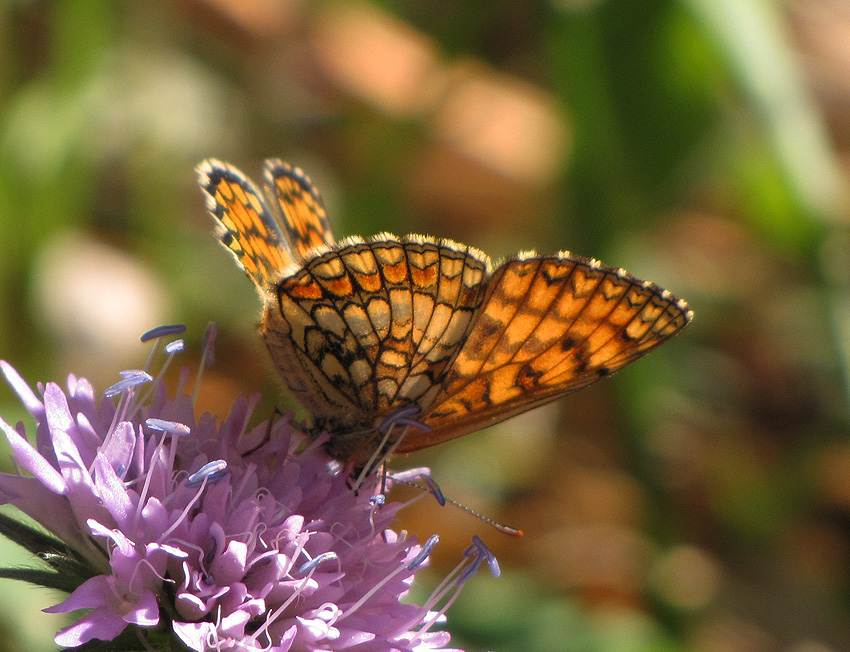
197;159;692;470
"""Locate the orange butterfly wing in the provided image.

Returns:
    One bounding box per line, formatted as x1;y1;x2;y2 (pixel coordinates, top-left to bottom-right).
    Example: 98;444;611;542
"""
197;159;294;292
396;253;693;452
263;159;334;261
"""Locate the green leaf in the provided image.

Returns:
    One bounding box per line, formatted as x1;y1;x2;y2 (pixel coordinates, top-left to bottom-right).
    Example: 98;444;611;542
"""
0;567;79;594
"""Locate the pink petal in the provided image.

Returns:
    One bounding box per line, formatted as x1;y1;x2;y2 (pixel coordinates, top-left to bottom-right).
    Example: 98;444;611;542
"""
44;575;112;613
0;362;44;421
175;592;210;620
93;453;134;529
0;417;65;493
124;589;159;627
43;384;92;485
53;606;128;647
172;621;215;652
99;421;135;474
271;624;297;652
210;539;248;585
0;474;89;550
220;608;251;635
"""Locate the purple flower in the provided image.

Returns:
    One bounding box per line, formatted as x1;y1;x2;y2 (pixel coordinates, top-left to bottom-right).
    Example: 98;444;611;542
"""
0;329;494;651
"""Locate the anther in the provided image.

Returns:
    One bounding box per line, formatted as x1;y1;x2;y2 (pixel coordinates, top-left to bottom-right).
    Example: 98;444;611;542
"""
145;418;191;437
378;404;429;434
389;468;446;506
407;535;439;570
299;552;339;575
140;324;187;342
459;535;500;583
186;460;228;488
105;371;154;398
164;339;185;354
119;369;147;378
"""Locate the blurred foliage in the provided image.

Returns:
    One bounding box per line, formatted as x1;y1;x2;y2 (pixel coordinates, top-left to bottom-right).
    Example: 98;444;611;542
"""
1;0;850;651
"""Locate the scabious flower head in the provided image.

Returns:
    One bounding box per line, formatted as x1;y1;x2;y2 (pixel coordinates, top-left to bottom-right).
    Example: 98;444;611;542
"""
0;326;490;651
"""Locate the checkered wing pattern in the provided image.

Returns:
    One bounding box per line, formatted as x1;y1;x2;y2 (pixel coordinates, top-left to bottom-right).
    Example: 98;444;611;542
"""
264;159;334;262
397;254;692;452
261;235;491;463
197;159;294;292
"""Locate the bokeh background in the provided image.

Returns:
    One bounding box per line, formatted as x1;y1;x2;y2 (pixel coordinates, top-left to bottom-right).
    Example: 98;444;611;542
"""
1;1;849;650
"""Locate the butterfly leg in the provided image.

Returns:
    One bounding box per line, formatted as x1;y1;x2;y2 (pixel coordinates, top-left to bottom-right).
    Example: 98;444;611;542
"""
242;406;285;457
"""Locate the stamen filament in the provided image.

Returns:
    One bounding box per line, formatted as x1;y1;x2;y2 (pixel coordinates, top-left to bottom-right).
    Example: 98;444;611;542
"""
192;323;216;405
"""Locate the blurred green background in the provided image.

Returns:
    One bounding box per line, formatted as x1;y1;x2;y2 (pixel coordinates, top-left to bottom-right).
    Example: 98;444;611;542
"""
1;0;850;650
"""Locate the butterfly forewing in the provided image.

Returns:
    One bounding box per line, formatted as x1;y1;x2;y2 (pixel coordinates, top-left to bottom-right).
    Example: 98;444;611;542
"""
264;159;334;261
398;254;692;452
198;160;295;292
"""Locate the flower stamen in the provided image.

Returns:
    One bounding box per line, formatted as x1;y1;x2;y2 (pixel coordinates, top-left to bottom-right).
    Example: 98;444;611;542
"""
407;534;439;571
298;551;339;575
192;323;216;405
140;324;188;343
338;563;408;622
389;467;447;506
185;460;228;488
351;407;425;493
164;339;185;355
105;371;153;399
145;418;191;437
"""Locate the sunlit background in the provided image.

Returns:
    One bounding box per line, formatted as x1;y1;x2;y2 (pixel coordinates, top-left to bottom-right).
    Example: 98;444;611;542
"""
1;1;849;650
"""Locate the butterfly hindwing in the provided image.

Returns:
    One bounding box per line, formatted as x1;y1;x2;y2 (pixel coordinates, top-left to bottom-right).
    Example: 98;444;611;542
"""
262;235;492;462
377;237;490;411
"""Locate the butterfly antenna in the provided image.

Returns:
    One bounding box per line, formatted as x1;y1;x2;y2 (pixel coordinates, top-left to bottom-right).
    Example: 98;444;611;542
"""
389;474;523;538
